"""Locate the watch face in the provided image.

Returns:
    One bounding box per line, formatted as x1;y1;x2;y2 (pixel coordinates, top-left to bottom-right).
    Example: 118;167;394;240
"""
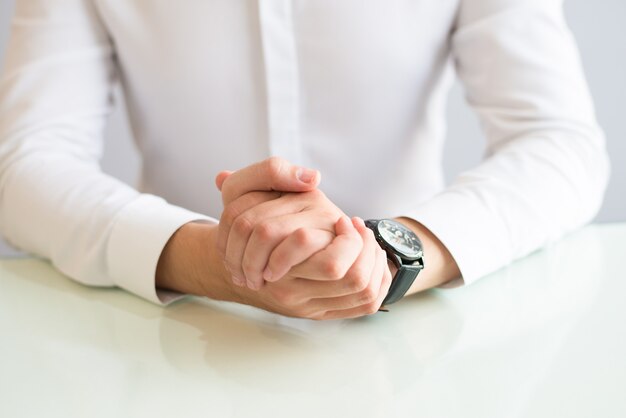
377;220;423;259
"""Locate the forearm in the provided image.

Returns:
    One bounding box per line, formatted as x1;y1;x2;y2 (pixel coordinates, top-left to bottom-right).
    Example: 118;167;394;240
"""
431;0;609;283
394;217;461;295
156;222;239;302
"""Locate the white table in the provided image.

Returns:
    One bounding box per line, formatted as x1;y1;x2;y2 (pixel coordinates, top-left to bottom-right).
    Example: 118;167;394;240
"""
1;224;625;418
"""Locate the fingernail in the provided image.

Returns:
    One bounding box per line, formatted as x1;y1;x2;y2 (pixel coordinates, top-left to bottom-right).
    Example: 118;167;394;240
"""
296;167;317;184
263;268;273;281
232;276;245;287
246;280;259;290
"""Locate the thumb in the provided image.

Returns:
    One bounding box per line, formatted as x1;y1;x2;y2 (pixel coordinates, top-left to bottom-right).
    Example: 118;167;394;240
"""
215;170;233;191
220;157;321;205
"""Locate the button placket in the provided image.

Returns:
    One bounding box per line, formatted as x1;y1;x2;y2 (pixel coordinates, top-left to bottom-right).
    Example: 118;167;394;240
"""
258;0;302;164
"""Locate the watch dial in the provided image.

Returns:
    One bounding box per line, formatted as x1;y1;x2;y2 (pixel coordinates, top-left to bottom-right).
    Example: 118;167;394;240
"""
377;220;422;259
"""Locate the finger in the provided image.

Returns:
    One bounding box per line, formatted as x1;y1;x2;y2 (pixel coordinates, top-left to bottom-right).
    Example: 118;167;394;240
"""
215;170;233;191
220;156;320;205
217;191;281;257
223;195;311;288
297;218;378;299
241;211;339;289
306;218;380;308
258;244;391;319
320;251;393;320
263;228;335;282
289;216;362;281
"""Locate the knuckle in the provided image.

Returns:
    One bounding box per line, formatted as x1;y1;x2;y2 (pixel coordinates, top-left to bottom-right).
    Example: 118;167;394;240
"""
364;301;380;315
322;258;346;280
255;221;275;241
347;268;369;292
359;285;378;305
233;216;254;236
266;156;286;178
293;228;313;247
221;205;239;227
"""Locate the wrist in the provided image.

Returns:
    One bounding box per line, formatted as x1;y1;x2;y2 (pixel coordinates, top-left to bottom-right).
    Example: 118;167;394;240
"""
393;217;460;293
156;222;240;302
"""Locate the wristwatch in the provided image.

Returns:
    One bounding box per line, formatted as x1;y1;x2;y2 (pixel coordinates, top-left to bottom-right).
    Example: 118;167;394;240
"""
365;219;424;306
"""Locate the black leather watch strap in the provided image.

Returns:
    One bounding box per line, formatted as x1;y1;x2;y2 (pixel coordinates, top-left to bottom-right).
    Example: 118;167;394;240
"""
382;265;422;305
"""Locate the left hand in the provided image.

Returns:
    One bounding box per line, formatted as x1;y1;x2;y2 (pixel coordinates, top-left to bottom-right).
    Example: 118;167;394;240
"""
219;186;345;290
215;157;334;289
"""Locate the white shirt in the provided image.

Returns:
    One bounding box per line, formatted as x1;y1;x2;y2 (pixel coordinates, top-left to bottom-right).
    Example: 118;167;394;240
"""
0;0;609;304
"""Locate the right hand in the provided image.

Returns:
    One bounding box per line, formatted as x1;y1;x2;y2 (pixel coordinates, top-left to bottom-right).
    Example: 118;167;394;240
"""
235;215;393;320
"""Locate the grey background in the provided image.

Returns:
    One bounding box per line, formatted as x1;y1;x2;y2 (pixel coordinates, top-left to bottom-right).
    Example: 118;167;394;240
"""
0;0;624;256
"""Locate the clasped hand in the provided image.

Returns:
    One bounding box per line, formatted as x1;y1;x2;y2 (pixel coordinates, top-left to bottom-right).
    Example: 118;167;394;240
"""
215;157;392;320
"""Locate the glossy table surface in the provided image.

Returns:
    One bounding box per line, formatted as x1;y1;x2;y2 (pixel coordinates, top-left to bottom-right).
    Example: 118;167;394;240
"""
1;224;625;418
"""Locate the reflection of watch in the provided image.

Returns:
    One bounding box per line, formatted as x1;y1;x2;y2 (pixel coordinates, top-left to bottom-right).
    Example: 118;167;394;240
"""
365;219;424;306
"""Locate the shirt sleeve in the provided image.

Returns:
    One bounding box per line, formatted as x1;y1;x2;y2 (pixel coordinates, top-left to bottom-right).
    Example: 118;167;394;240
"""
405;0;610;284
0;0;216;304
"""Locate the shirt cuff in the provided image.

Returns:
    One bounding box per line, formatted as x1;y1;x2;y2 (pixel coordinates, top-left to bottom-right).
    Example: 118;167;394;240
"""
403;189;512;286
106;194;217;305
